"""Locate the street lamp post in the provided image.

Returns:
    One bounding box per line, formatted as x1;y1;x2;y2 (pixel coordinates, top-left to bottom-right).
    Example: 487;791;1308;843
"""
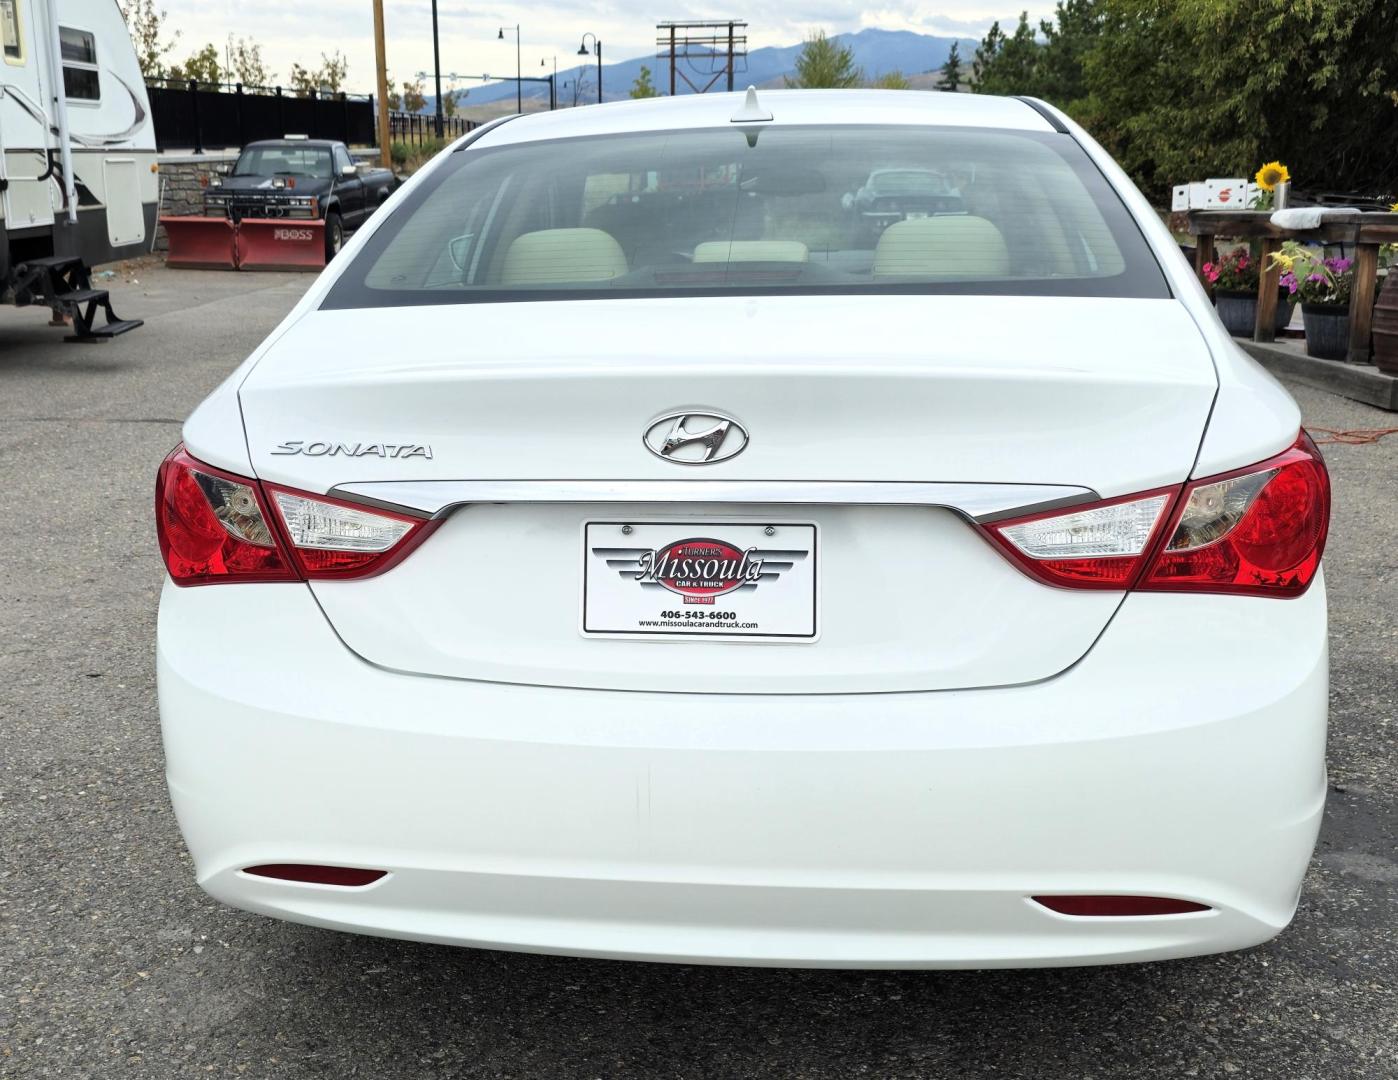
541;56;556;110
430;0;444;136
498;25;521;114
578;33;602;104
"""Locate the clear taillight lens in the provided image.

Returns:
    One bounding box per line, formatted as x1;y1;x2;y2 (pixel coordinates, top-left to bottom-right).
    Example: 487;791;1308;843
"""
268;489;427;578
985;492;1173;588
156;444;435;585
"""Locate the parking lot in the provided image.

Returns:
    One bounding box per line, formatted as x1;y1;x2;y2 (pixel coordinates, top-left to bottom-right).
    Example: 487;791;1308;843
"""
2;263;1395;1079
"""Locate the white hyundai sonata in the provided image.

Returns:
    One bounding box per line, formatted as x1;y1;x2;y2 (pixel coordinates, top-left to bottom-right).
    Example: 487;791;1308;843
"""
156;90;1330;969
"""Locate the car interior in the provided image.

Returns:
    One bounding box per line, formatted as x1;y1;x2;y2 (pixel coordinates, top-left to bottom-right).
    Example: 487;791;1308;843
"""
359;127;1130;295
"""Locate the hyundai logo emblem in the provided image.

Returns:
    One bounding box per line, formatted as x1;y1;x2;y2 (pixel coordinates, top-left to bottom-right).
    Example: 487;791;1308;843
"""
642;411;749;465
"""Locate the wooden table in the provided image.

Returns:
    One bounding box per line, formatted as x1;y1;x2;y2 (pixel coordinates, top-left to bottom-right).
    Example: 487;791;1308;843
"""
1187;210;1398;364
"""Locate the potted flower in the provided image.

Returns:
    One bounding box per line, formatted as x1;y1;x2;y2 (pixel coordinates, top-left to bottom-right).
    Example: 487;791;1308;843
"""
1250;160;1291;211
1202;247;1297;336
1269;242;1354;360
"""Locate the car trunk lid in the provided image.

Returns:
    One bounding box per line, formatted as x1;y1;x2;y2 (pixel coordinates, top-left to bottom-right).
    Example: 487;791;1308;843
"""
239;293;1216;693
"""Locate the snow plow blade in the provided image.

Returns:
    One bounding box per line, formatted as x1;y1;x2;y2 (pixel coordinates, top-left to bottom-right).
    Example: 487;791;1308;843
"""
160;216;238;270
236;219;326;272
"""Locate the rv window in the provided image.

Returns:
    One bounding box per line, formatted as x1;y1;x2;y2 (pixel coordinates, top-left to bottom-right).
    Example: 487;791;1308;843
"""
2;0;22;63
59;26;99;100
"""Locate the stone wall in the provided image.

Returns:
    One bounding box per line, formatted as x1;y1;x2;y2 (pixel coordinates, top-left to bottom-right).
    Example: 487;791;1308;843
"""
154;149;382;251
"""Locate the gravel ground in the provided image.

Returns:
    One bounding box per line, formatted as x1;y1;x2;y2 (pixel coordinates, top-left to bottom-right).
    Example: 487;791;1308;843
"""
1;266;1394;1079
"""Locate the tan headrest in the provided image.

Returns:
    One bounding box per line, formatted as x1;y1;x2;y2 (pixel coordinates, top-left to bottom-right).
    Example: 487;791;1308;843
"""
872;216;1010;280
501;228;628;286
692;241;810;264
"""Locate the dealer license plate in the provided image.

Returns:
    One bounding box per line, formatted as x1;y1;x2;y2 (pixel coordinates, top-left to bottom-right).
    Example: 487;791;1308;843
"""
582;521;818;641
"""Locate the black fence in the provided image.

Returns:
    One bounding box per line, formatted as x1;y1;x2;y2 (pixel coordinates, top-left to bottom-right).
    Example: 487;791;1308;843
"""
388;113;474;148
146;79;474;153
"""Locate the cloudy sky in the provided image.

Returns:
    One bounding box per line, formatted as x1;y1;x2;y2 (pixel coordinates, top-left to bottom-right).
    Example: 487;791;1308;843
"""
158;2;1055;95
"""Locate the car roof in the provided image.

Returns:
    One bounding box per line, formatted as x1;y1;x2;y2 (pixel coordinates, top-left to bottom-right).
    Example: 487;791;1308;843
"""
470;89;1057;149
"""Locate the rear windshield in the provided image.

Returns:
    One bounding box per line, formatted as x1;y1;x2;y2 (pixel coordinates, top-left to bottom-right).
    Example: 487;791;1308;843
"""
323;125;1168;308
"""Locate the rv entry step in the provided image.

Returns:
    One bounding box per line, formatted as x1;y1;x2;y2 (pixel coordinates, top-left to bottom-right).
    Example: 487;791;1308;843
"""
13;256;143;343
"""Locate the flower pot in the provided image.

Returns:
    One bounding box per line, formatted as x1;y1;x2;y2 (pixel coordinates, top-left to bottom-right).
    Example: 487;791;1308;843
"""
1301;302;1350;361
1214;290;1298;337
1213;290;1255;336
1374;272;1398;375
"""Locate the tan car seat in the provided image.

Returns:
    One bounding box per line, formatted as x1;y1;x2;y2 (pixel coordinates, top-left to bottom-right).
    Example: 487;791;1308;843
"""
501;228;629;285
872;216;1010;280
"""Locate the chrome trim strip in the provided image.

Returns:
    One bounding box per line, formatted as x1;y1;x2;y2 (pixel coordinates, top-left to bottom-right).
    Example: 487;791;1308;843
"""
327;480;1099;523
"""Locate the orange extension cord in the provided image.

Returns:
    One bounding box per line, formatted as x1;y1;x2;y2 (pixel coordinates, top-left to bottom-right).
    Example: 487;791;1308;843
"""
1307;426;1398;445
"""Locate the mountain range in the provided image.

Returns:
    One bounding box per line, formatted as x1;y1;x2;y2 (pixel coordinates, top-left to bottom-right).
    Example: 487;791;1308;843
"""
426;29;976;115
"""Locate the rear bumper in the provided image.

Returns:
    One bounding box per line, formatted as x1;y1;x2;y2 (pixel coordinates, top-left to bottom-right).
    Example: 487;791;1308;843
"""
158;575;1327;968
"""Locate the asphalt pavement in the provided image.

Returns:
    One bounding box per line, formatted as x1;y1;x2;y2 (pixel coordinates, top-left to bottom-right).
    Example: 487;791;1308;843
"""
2;264;1395;1079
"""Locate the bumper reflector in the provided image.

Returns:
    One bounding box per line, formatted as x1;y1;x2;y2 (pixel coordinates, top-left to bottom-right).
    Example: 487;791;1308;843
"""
1032;895;1211;917
244;864;386;887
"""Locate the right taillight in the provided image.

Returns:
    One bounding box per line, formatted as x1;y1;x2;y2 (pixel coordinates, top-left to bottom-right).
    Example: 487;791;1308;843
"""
1139;432;1329;597
982;432;1329;598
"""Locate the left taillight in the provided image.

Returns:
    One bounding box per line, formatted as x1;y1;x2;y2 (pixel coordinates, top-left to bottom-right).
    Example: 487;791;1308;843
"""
156;444;434;585
156;446;298;586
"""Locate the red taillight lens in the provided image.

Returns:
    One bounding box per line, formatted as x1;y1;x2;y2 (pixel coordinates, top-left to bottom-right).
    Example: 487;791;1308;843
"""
156;447;297;586
156;444;435;585
1140;433;1330;597
243;864;386;887
981;432;1328;598
1033;895;1211;917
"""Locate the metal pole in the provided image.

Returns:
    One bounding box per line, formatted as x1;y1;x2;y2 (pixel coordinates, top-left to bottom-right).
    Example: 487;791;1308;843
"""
515;28;522;114
597;39;602;104
669;27;676;95
189;80;203;155
430;0;444;137
726;22;734;92
372;0;392;167
42;0;79;219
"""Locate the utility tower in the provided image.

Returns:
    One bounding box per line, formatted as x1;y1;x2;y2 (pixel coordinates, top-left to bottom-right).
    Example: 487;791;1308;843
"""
656;21;749;95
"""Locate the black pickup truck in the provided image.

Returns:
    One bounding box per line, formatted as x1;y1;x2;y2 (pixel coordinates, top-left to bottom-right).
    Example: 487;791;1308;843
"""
203;137;398;258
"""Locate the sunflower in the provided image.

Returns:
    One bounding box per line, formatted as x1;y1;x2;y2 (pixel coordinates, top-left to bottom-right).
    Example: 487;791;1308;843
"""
1254;161;1291;191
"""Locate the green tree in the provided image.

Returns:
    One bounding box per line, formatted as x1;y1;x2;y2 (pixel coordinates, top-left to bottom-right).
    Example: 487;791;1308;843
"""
939;41;963;91
630;65;660;99
119;0;177;79
972;11;1040;95
289;51;349;97
966;0;1398;204
785;30;862;89
1033;0;1099;109
443;89;459;117
869;69;911;90
972;20;1005;87
171;43;221;86
399;77;426;114
227;35;273;87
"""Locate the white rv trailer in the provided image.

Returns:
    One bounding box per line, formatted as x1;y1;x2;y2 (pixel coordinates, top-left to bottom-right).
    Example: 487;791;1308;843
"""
1;0;151;338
